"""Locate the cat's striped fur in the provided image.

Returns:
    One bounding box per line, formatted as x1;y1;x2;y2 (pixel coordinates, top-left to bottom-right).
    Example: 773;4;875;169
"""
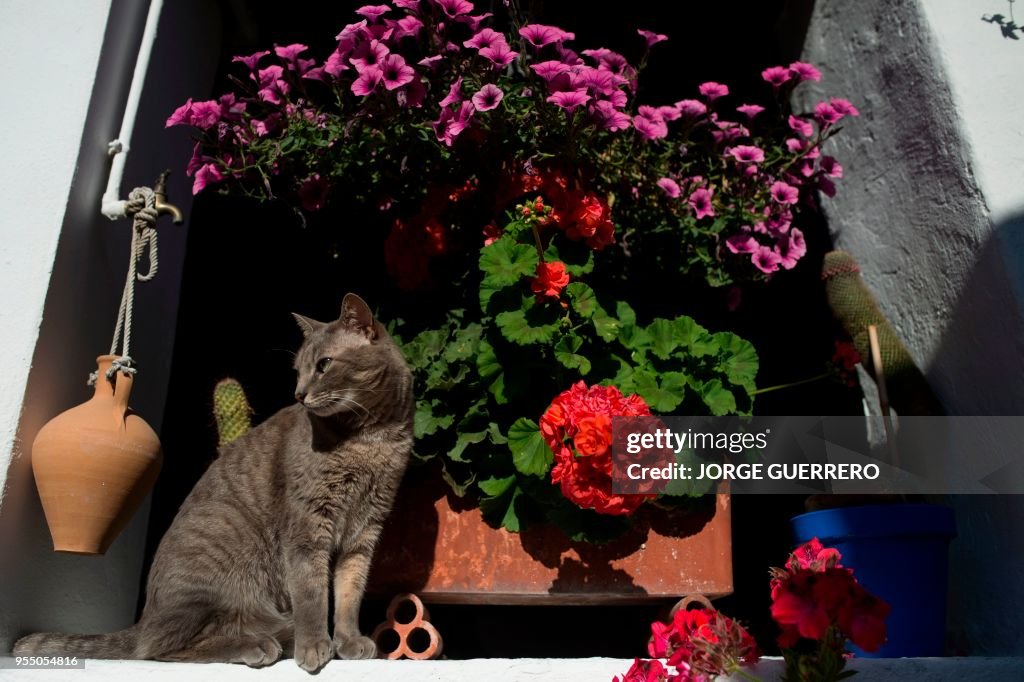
15;294;413;672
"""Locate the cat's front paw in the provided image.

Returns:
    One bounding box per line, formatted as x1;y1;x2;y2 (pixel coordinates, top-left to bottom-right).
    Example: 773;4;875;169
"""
295;636;333;673
241;636;283;668
333;633;377;660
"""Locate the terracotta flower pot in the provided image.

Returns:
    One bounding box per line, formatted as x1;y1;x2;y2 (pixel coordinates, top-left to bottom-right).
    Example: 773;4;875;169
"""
30;355;162;555
370;480;732;604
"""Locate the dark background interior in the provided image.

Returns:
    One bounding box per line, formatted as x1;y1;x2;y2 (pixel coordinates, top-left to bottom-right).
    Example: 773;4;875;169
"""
147;0;860;658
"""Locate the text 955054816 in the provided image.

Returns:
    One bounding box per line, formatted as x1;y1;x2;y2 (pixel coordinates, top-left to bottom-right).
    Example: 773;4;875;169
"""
1;656;85;669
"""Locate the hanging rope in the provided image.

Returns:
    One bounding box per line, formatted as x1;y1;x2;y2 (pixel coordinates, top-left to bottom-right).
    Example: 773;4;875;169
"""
89;187;160;386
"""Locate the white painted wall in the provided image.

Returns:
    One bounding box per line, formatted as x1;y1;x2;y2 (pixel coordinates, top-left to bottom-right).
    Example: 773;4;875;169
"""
0;0;112;505
0;0;221;653
799;0;1024;655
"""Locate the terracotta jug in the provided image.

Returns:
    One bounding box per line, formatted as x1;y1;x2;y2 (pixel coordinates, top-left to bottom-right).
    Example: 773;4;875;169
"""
31;355;162;554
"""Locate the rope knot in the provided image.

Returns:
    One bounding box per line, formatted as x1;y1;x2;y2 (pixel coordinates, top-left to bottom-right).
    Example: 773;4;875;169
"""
94;185;161;383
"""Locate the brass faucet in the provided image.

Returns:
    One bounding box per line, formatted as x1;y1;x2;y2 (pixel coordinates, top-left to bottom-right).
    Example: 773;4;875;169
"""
153;170;184;224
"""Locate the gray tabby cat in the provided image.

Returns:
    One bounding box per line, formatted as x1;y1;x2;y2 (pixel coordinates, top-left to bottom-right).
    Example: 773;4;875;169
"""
15;294;413;673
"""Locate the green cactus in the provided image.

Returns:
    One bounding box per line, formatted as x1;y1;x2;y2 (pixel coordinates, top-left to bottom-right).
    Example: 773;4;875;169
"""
213;378;253;446
822;250;945;416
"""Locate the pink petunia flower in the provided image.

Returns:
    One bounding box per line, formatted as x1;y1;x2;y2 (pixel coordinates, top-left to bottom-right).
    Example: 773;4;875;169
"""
393;0;420;9
274;43;309;63
788;114;814;137
726;233;759;254
324;50;350;77
418;54;444;68
576;67;621;97
633;106;668;140
675;99;707;119
814;101;843;125
252;113;282;137
336;20;368;51
818;176;837;197
778;228;807;269
351;67;384;96
729;145;765;164
456;12;493;32
770;181;800;205
637;29;668;48
657;105;681;121
192;163;223;195
433;100;475;146
356;4;391;21
657;177;680;198
256;65;289;104
765;211;792;235
820;156;844;178
590;100;632;131
830;97;860;117
350;39;389;72
166;99;193;127
464;28;504;50
689;187;715;219
472;83;504;111
440;76;463;107
189;100;222;130
519;24;575;49
435;0;474;19
232;50;270;71
480;42;518;67
531;60;572;81
761;65;792;87
753;246;782;273
381;54;415;90
394;15;424;39
789;61;821;83
698;81;729;100
737;103;765;120
547;89;591;112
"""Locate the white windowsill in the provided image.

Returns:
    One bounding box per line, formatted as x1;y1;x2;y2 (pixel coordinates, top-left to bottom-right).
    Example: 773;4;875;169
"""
2;657;1021;681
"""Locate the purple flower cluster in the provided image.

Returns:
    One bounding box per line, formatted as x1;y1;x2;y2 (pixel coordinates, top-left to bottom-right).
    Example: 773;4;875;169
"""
166;2;858;283
650;66;857;276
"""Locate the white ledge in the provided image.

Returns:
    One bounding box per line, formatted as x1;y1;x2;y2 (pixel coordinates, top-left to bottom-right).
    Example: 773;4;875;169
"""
2;657;1022;681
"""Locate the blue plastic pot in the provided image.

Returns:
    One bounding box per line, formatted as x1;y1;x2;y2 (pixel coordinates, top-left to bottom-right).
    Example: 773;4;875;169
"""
790;504;956;658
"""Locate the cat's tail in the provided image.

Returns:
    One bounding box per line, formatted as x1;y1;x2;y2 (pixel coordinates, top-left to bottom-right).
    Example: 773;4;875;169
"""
13;625;141;659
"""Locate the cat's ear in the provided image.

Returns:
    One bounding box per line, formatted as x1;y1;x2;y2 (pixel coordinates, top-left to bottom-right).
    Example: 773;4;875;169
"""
340;293;376;339
292;313;325;337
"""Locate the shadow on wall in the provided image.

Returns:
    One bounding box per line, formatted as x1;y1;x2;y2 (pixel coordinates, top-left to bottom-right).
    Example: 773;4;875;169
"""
0;0;221;653
933;211;1024;655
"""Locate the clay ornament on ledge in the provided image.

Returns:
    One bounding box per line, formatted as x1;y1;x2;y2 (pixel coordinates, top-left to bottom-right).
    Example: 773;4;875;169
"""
30;355;162;555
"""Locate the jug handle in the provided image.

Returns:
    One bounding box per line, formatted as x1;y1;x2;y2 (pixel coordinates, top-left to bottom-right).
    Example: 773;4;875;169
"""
112;367;134;429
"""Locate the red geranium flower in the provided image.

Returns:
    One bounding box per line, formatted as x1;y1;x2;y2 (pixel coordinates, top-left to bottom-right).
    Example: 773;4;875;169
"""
541;382;654;516
530;260;571;298
648;608;760;678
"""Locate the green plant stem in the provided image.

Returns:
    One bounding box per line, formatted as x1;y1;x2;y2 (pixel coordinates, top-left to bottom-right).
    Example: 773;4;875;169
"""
750;372;829;396
530;223;546;260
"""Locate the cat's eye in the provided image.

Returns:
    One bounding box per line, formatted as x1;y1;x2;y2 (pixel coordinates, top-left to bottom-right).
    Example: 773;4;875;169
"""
315;358;333;374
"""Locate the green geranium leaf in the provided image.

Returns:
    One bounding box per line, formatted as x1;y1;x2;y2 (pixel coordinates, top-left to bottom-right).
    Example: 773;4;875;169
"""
554;334;592;375
414;401;454;438
715;331;759;392
480;485;523;532
566;282;599;318
448;429;488;462
632;370;688;412
616;301;637;328
443;323;482;364
478;474;516;497
591;310;621;342
476;339;501;382
441;461;476;498
487;421;508;445
479;235;538;287
673;316;717;357
496;297;561;345
699;378;738;416
647;318;679;360
508;417;553;477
